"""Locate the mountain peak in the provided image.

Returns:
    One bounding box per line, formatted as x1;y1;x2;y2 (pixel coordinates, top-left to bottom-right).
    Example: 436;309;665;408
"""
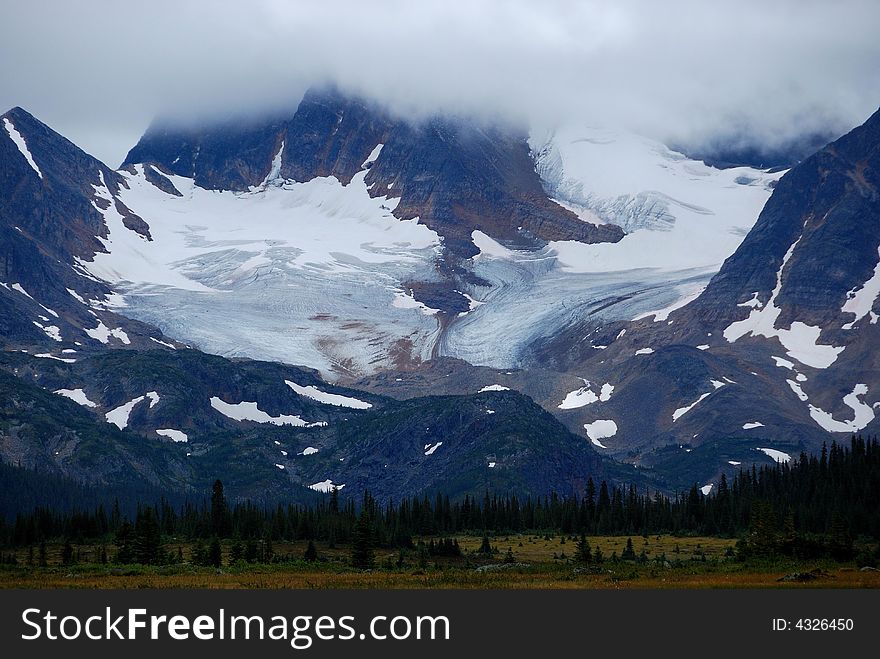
123;87;624;261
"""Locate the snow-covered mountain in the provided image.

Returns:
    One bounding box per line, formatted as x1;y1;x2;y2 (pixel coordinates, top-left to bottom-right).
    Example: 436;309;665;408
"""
3;87;878;498
526;107;880;490
39;90;778;379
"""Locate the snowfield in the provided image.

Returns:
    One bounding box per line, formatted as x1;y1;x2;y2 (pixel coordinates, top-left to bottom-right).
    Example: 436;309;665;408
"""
80;125;776;377
530;125;781;272
82;165;442;378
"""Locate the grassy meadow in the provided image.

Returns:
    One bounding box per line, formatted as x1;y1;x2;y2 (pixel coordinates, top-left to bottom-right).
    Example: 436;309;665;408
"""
1;533;878;589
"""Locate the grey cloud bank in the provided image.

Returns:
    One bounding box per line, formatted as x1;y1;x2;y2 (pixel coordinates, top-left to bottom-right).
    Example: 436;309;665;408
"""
1;0;878;166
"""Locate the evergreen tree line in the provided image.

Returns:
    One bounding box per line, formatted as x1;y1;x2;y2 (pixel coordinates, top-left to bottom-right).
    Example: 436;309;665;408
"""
1;438;878;560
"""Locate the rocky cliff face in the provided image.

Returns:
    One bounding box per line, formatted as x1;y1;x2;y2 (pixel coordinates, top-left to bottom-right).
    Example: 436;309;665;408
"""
688;107;880;334
1;107;182;353
123;87;624;262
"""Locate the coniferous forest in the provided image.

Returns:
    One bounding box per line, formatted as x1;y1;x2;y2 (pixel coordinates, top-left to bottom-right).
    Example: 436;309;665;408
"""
1;437;878;566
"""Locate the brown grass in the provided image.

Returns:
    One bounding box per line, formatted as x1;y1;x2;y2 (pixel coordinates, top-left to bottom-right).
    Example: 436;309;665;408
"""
2;534;877;590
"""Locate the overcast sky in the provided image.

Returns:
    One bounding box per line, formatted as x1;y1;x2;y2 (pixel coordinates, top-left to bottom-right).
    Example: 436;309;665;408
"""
2;0;879;166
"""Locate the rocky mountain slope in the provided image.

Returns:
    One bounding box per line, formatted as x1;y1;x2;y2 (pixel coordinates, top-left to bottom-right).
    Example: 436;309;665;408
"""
527;107;880;491
3;89;878;500
0;348;616;501
1;106;184;354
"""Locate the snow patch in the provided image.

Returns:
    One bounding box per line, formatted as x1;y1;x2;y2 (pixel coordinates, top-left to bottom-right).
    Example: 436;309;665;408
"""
738;292;763;308
471;230;514;259
633;284;705;322
635;347;654;355
259;141;285;188
362;143;384;167
32;321;62;342
584;419;618;447
841;246;880;330
700;484;714;496
772;356;795;370
156;428;188;442
424;442;443;456
558;385;598;409
672;391;713;421
808;384;875;433
302;447;319;456
3;118;43;179
11;283;34;299
210;397;326;427
54;388;97;408
85;321;130;345
105;393;158;430
33;353;75;363
742;422;764;430
757;447;791;464
309;480;344;493
285;380;372;409
723;237;844;368
787;380;809;402
391;289;439;316
479;384;510;392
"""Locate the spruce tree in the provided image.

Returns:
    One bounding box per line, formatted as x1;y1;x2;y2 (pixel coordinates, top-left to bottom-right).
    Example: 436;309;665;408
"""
211;479;228;537
573;533;592;565
61;539;74;565
245;539;258;562
209;537;222;568
115;521;135;564
303;540;318;562
134;507;162;565
229;540;244;564
350;509;375;569
191;541;207;566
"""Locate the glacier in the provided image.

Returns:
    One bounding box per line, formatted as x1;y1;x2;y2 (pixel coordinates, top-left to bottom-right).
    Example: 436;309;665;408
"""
78;128;779;379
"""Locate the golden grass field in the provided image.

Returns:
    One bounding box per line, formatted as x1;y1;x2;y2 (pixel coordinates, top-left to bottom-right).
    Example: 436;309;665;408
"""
1;534;878;589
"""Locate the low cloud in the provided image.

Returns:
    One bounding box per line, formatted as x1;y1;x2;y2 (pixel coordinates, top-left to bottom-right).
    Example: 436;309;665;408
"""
2;0;878;165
